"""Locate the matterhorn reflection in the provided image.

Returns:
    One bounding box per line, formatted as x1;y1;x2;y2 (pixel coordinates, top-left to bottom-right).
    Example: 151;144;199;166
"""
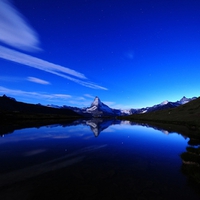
80;119;134;137
0;118;179;138
85;118;114;137
80;119;181;137
81;118;136;137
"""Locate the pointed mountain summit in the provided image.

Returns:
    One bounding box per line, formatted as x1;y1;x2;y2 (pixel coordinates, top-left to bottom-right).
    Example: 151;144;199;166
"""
177;96;197;105
91;96;102;107
86;96;116;117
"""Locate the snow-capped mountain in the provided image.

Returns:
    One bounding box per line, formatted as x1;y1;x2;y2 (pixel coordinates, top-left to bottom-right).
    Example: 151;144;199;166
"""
176;96;197;105
86;96;116;117
49;96;118;117
122;96;197;115
48;96;197;117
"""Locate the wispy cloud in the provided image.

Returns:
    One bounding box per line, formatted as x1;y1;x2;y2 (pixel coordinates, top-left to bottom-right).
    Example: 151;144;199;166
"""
84;94;95;99
67;100;91;107
0;76;22;82
0;0;40;51
27;77;50;85
0;1;108;91
0;45;108;90
112;103;134;109
65;76;108;90
0;86;71;101
0;75;50;85
51;94;72;99
103;101;116;107
0;46;86;79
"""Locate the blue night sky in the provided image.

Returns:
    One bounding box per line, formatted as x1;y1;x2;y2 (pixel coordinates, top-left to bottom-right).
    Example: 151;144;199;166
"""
0;0;200;109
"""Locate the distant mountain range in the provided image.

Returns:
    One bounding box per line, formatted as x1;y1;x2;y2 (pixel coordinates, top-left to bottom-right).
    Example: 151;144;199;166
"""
121;96;197;115
48;96;197;117
121;96;200;127
0;94;197;118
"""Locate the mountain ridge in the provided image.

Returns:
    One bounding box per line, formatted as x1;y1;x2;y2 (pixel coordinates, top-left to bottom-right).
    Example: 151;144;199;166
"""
0;94;198;118
120;96;200;127
0;94;81;121
74;95;197;117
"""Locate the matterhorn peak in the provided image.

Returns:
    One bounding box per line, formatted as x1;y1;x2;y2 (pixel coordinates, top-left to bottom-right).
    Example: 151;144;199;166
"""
86;96;114;116
91;96;102;107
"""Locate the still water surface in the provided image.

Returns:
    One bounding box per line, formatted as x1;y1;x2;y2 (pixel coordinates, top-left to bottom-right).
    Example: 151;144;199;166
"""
0;119;199;199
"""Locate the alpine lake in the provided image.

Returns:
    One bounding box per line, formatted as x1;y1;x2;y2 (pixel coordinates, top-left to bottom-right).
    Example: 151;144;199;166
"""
0;118;200;200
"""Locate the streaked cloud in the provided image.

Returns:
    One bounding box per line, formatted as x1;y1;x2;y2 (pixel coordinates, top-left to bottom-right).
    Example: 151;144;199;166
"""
0;76;50;85
0;0;40;51
112;103;134;109
0;76;22;82
0;1;108;91
67;98;92;107
84;94;95;99
0;46;86;79
0;46;108;90
23;149;47;157
76;97;86;100
66;76;108;90
103;101;115;107
0;86;71;100
51;94;72;99
27;77;50;85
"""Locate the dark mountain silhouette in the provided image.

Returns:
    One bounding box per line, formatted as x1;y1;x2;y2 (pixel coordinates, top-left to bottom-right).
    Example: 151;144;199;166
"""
0;95;81;121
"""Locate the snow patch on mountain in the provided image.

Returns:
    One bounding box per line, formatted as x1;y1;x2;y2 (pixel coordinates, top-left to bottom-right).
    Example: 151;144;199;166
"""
160;100;169;105
177;96;196;105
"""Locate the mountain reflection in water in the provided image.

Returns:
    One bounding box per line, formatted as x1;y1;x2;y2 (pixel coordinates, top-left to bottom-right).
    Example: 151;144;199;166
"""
0;119;200;200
